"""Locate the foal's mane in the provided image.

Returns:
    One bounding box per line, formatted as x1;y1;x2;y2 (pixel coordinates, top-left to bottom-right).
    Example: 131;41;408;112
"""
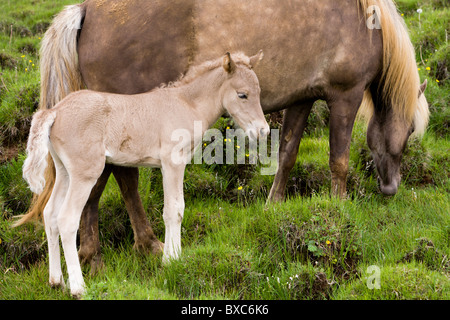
159;52;252;89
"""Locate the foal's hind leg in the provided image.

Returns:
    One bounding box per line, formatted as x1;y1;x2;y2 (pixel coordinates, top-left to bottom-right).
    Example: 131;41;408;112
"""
268;102;314;202
59;172;104;299
44;155;69;288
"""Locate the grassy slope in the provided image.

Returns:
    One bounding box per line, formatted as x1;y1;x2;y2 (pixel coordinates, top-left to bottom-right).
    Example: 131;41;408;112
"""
0;0;449;300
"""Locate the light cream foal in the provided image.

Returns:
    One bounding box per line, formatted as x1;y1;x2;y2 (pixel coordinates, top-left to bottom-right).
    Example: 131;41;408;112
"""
23;51;268;298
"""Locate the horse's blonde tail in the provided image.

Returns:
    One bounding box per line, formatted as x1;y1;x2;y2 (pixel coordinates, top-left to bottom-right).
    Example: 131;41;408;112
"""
358;0;429;136
15;4;85;227
13;110;57;227
39;4;85;110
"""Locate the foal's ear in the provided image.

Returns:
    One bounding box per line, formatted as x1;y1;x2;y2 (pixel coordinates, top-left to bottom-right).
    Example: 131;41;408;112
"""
249;50;264;69
223;52;236;74
418;79;428;98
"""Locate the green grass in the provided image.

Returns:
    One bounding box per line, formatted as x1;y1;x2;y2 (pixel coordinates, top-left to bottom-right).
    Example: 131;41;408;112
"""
1;0;449;300
3;192;447;300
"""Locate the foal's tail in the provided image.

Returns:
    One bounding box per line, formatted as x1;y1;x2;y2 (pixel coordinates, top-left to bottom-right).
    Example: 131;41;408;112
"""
15;4;85;227
13;110;57;227
22;110;57;195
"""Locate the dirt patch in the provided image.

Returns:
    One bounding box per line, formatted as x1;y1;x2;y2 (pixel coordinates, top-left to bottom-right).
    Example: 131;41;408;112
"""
33;21;50;34
0;144;21;163
399;238;450;274
0;53;18;70
281;215;361;280
435;59;449;83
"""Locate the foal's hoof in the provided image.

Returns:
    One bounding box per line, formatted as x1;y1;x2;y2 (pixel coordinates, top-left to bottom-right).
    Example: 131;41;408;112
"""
49;279;65;290
71;290;85;300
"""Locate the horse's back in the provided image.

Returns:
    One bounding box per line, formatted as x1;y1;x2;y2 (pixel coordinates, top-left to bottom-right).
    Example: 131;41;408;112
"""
78;0;383;110
79;0;196;94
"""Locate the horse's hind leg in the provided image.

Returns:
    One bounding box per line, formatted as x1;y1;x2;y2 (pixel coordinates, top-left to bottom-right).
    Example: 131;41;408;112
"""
78;164;113;272
112;166;163;254
268;102;314;202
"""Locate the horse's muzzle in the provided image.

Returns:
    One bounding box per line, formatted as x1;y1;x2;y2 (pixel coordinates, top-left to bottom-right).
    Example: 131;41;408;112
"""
379;177;400;196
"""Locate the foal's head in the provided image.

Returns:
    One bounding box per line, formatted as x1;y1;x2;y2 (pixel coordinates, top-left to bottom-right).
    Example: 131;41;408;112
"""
220;51;269;140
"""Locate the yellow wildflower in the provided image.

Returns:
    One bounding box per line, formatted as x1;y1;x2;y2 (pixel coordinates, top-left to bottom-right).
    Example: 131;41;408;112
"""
426;67;431;71
238;186;243;191
326;240;331;245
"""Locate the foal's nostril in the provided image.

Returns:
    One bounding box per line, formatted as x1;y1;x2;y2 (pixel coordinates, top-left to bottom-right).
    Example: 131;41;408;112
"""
259;126;270;138
248;129;257;141
260;128;266;137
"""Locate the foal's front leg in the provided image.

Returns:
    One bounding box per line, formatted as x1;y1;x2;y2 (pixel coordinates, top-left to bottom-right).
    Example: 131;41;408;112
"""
161;161;186;263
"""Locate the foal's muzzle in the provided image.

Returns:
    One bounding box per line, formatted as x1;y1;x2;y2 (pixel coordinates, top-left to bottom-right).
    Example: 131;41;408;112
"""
247;122;270;141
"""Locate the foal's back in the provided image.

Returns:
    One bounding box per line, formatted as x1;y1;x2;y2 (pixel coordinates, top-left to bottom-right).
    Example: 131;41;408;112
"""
49;88;189;169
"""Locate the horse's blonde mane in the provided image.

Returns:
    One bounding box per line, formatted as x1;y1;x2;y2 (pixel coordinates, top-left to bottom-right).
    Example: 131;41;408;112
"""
160;52;252;89
357;0;429;136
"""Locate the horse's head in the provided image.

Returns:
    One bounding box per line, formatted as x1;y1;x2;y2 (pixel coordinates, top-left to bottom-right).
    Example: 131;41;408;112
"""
367;81;428;195
220;51;270;141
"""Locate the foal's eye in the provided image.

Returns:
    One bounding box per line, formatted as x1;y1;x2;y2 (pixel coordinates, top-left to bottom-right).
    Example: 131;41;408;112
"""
237;92;248;99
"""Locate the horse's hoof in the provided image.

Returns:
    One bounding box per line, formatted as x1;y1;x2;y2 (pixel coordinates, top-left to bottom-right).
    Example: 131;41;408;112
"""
133;238;164;255
88;255;105;275
79;250;104;275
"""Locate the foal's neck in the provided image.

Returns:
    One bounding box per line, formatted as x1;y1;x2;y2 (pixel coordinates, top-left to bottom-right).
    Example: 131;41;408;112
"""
173;67;227;125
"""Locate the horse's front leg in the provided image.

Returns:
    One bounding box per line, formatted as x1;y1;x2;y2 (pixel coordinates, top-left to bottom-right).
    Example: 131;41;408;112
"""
160;161;186;263
268;102;314;202
328;88;364;198
112;166;164;254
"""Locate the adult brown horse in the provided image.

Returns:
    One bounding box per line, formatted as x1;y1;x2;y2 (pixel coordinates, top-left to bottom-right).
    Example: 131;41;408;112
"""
18;0;429;270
